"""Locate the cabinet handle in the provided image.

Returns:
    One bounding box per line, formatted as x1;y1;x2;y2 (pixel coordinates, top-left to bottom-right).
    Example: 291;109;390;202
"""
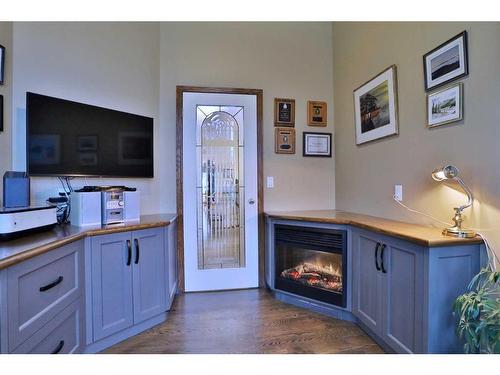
380;244;387;274
126;240;132;266
51;340;64;354
134;238;140;264
374;242;381;271
39;276;64;292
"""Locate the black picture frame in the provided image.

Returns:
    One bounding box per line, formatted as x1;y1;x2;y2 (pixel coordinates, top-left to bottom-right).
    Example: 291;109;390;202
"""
423;31;468;91
0;95;3;132
0;44;4;85
303;132;332;157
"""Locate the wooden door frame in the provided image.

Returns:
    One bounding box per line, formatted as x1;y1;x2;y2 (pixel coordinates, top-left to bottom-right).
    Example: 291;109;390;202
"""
176;86;264;292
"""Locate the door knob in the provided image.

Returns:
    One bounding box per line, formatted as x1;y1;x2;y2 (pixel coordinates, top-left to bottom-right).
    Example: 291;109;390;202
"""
248;198;255;205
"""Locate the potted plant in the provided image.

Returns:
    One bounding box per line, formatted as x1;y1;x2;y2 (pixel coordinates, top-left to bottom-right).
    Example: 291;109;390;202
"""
453;266;500;354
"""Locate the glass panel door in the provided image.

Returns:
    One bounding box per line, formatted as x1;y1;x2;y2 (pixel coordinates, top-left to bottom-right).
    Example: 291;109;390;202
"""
196;106;245;269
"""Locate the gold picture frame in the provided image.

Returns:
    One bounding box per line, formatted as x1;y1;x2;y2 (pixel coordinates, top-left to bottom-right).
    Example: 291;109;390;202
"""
307;101;327;126
275;127;295;154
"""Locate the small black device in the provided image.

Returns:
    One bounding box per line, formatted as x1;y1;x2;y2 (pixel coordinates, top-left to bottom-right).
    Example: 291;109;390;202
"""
3;171;30;208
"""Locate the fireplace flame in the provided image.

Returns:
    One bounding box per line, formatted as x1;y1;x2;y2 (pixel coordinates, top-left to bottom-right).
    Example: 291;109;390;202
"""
280;262;343;292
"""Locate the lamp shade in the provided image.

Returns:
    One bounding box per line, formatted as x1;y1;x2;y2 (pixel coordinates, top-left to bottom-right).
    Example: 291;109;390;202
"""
431;165;459;181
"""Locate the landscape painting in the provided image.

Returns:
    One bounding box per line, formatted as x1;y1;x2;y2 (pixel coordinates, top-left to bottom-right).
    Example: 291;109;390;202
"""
353;65;398;145
359;80;390;133
427;83;463;127
424;31;468;91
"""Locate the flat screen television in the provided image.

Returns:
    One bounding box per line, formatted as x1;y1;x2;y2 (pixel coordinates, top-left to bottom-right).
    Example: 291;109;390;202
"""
26;92;154;178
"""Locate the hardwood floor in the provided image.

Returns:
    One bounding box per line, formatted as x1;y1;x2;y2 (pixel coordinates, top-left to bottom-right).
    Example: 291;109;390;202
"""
104;288;384;354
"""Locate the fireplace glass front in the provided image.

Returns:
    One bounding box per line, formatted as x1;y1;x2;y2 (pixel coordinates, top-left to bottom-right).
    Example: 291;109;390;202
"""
274;225;347;307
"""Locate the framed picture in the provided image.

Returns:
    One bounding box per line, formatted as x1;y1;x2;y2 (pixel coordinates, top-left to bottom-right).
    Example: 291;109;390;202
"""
274;98;295;127
0;95;3;132
427;83;463;128
303;132;332;157
0;44;4;85
275;127;295;154
307;101;327;126
353;65;399;145
423;31;468;91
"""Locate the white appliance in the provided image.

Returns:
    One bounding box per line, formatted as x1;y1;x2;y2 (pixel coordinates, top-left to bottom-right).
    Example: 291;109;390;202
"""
70;191;102;227
0;206;57;240
123;191;140;222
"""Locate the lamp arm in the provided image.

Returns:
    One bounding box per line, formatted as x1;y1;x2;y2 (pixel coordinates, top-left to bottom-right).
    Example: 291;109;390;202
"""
454;177;473;212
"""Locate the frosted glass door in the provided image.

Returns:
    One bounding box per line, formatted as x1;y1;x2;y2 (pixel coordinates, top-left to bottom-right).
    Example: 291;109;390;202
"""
183;93;258;291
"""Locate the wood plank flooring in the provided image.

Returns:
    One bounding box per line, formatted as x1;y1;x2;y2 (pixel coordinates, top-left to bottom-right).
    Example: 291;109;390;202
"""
104;288;384;354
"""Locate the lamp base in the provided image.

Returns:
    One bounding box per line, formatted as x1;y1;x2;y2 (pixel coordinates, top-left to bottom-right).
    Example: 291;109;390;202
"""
442;227;476;238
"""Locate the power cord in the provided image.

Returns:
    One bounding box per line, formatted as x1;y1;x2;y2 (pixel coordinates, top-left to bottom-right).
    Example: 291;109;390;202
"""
393;195;498;271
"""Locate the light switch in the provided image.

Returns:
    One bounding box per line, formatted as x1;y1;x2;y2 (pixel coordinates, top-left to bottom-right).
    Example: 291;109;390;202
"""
267;176;274;188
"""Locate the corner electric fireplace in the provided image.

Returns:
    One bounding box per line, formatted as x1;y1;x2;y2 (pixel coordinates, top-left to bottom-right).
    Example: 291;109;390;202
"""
274;224;347;308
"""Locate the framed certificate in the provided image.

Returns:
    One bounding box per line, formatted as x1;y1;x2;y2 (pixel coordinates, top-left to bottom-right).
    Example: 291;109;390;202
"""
307;101;327;126
303;132;331;157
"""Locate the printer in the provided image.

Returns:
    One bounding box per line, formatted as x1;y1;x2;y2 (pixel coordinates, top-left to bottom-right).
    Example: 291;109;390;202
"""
1;171;57;240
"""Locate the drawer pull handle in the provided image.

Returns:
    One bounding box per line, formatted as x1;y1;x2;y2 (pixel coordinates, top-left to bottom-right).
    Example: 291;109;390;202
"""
374;243;381;271
134;238;140;264
126;240;132;266
51;340;65;354
39;276;64;292
380;244;387;274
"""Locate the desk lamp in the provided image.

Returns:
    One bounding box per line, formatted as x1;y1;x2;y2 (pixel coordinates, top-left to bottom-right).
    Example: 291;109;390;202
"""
431;165;476;238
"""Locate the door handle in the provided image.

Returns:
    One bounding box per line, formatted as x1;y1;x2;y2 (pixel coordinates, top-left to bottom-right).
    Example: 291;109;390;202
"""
126;240;132;266
134;238;140;264
374;242;381;271
380;244;387;274
39;276;64;292
248;198;255;205
51;340;65;354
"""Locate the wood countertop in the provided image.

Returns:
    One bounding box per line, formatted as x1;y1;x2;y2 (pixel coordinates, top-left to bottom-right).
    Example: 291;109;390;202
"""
0;214;177;270
265;210;483;247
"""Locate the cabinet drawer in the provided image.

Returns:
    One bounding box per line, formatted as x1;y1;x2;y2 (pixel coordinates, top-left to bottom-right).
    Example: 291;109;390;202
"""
7;240;84;351
12;299;84;354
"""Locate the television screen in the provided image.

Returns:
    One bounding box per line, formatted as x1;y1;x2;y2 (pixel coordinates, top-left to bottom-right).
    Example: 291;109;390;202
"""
26;92;154;177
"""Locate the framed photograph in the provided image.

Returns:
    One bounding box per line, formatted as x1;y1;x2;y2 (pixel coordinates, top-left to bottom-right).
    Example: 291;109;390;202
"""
303;132;332;157
353;65;399;145
274;98;295;127
427;83;463;128
0;44;4;85
77;135;98;151
0;95;3;132
307;101;327;126
423;31;468;91
275;127;295;154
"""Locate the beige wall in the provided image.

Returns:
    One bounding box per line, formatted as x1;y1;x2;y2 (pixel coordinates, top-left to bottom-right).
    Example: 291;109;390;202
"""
332;22;500;264
0;22;12;205
159;22;335;212
11;22;161;211
7;22;335;214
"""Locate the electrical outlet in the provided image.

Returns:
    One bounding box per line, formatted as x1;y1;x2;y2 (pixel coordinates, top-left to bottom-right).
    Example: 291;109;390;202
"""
267;176;274;188
394;185;403;201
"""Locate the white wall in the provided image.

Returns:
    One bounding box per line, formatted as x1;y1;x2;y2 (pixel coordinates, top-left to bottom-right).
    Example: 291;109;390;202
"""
159;22;335;212
11;22;161;212
9;22;335;214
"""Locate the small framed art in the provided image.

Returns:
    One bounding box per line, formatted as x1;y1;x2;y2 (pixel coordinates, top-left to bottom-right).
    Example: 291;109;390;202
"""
274;98;295;127
423;31;468;91
275;127;295;154
427;83;463;128
307;101;327;126
303;132;332;157
0;44;4;85
353;65;399;145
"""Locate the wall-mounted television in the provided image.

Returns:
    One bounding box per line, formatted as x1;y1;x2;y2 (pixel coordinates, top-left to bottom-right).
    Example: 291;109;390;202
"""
26;92;154;178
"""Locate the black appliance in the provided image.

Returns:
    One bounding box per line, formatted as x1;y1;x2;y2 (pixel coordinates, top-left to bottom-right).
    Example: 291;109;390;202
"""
26;92;154;178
